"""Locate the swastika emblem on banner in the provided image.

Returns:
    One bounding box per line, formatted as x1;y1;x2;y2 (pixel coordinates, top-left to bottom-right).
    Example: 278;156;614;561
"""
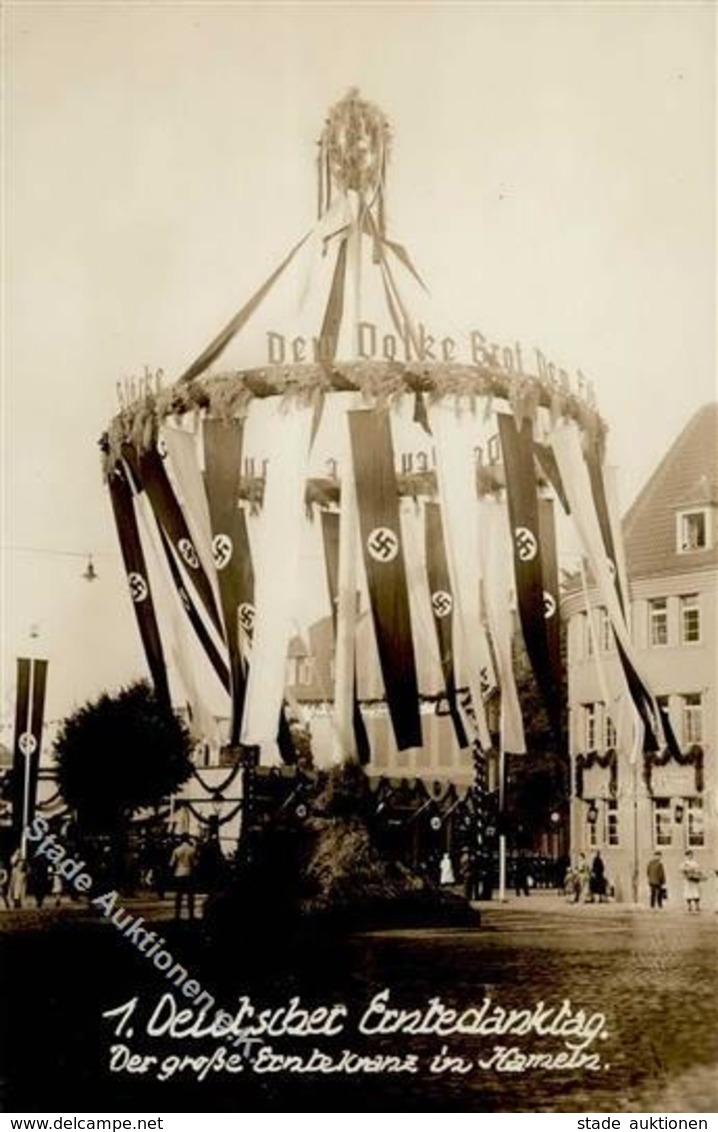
367;526;399;563
238;602;255;635
431;590;453;618
212;533;233;570
543;591;557;619
127;572;148;603
606;557;616;580
178;539;199;569
18;732;37;757
514;526;538;562
157;438;168;460
179;588;192;612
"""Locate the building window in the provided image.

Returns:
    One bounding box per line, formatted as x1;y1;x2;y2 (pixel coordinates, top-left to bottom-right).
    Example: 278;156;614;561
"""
583;704;598;750
296;657;314;686
587;804;598;848
677;509;708;553
680;594;700;644
687;798;704;847
653;799;673;847
604;710;617;750
606;799;619;846
649;598;668;646
682;694;703;745
598;607;614;652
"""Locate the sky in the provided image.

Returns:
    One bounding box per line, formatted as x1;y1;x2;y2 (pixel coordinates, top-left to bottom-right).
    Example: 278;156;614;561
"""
1;1;715;735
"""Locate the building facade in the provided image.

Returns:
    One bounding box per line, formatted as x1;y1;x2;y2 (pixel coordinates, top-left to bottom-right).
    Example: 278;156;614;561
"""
563;404;717;904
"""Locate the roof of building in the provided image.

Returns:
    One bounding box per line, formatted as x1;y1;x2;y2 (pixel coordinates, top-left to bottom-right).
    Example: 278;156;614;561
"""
623;402;718;579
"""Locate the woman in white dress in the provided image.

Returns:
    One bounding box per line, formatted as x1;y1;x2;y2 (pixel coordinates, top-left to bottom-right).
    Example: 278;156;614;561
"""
680;849;703;913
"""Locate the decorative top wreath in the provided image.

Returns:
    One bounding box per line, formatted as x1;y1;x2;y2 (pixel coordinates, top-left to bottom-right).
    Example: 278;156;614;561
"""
322;88;391;196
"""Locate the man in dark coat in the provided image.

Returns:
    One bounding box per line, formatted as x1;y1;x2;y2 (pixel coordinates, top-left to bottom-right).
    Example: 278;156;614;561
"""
647;850;666;909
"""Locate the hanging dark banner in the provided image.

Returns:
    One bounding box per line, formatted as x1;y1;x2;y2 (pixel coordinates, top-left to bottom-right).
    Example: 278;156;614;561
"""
129;444;224;639
498;413;562;743
423;501;468;749
534;441;570;515
320;509;371;764
202;419;250;746
585;445;625;614
202;421;293;763
537;497;562;701
348;409;422;751
11;657;48;842
155;523;231;695
584;445;677;755
108;461;170;706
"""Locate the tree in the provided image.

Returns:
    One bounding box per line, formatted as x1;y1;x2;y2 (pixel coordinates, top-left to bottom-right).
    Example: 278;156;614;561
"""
54;681;193;833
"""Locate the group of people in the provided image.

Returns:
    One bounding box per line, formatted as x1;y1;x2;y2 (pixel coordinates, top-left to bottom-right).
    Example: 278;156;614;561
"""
0;848;64;910
564;851;609;903
0;831;219;921
647;849;709;912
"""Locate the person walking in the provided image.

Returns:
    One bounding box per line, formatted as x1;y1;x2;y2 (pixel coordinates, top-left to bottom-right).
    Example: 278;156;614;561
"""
514;853;530;897
680;849;703;913
647;850;666;909
170;833;197;921
577;852;591;902
590;851;607;903
9;848;27;909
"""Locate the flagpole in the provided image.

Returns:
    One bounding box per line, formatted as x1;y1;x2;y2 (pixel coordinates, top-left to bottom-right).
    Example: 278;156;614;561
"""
498;745;507;902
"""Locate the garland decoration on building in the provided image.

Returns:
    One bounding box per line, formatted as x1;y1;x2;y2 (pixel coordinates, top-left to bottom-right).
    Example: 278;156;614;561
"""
575;748;618;799
642;744;704;796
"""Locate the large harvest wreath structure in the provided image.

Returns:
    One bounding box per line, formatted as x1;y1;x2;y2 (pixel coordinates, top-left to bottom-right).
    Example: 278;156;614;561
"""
101;91;679;803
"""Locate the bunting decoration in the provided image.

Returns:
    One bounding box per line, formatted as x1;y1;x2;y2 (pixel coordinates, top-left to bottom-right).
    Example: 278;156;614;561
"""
12;657;48;841
108;461;170;706
424;501;468;749
498;413;562;743
320;509;370;763
348;408;422;751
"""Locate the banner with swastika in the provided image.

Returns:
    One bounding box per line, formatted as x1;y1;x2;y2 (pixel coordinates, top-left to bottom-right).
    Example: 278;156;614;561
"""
108;460;170;706
128;442;224;638
11;657;48;842
349;408;422;751
203;418;250;745
498;413;563;745
424;501;468;749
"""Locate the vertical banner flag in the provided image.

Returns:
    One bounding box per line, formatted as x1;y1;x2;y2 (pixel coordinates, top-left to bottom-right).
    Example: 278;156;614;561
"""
550;419;672;753
537;497;562;700
133;444;224;638
586;442;680;755
162;426;220;608
426;400;492;749
424;501;468;749
202;418;250;746
498;413;562;743
478;497;526;755
108;461;170;705
320;509;371;764
241;403;312;753
12;657;48;841
348;408;422;751
133;490;223;744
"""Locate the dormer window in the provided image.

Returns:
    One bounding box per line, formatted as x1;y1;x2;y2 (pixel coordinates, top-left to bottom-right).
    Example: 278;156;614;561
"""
676;508;709;553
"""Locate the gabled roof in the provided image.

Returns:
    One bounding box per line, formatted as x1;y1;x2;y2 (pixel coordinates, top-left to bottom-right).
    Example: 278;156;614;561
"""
623;403;718;579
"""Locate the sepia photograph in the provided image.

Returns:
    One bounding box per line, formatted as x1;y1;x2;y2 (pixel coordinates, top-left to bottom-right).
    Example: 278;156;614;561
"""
1;0;716;1115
